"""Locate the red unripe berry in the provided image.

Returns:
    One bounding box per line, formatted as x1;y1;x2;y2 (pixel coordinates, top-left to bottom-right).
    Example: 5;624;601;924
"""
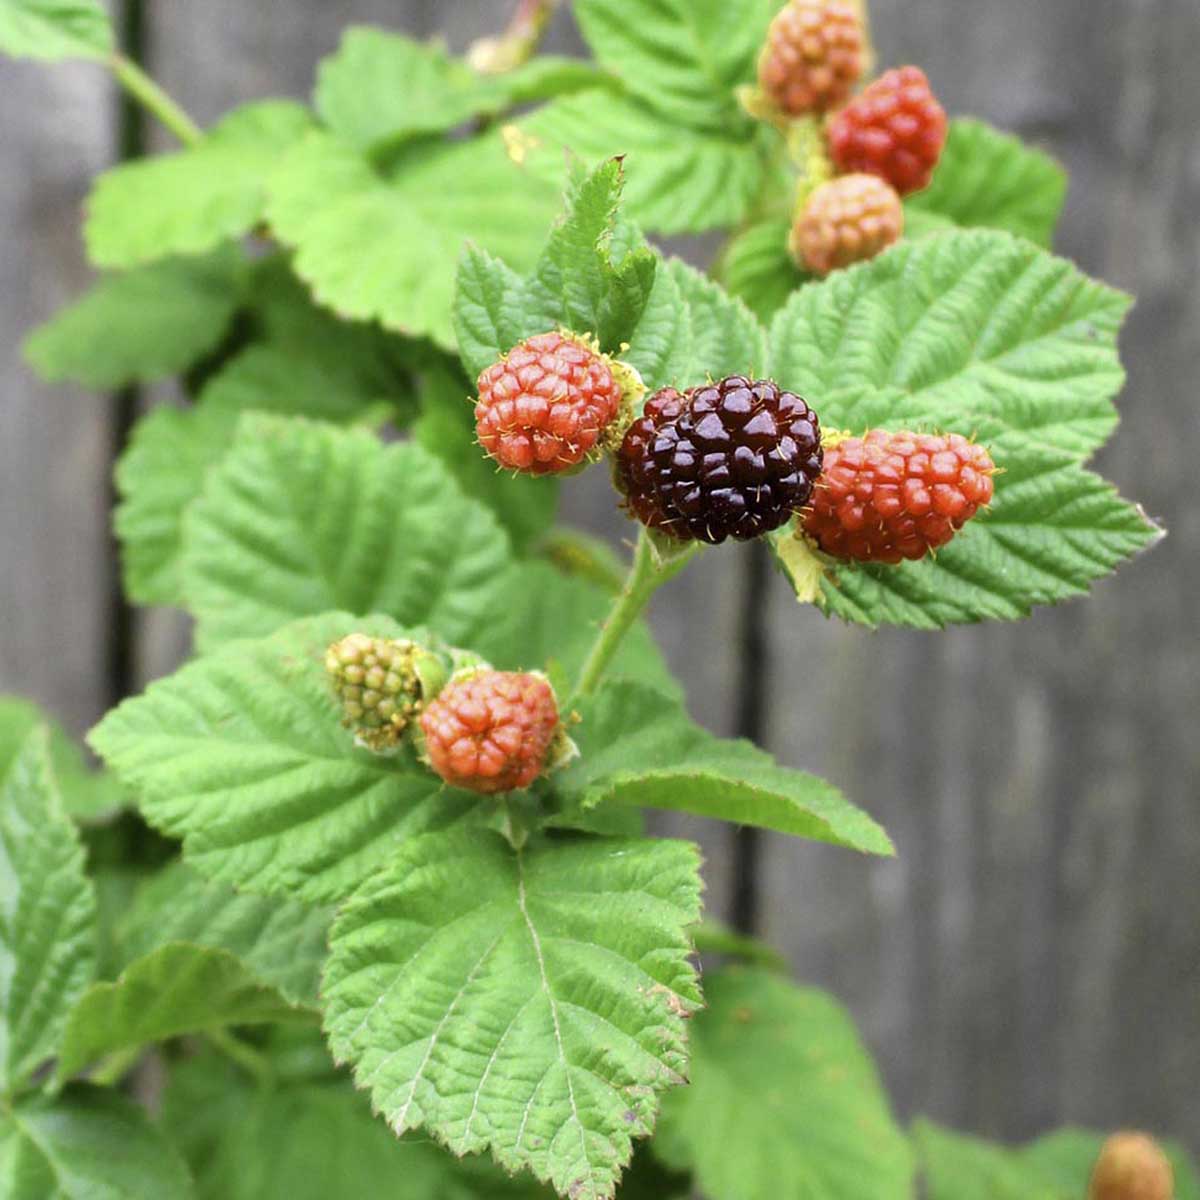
792;173;903;275
475;332;622;475
803;430;994;563
419;671;559;795
759;0;865;116
827;65;948;195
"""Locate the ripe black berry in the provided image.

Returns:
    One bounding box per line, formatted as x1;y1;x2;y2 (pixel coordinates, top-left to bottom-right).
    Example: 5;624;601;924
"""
617;377;823;544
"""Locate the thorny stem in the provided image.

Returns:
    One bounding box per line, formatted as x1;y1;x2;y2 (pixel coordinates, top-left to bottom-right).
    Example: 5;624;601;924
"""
109;53;203;147
468;0;563;74
570;529;698;705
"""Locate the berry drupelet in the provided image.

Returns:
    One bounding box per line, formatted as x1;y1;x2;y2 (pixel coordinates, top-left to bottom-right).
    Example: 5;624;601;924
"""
618;376;823;545
803;430;995;563
475;331;623;475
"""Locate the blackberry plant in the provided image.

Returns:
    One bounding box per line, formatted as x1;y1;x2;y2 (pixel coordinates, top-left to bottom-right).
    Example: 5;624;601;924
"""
0;1;1186;1198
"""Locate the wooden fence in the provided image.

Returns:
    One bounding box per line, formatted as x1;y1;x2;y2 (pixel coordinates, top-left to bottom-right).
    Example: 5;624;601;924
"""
2;0;1197;1155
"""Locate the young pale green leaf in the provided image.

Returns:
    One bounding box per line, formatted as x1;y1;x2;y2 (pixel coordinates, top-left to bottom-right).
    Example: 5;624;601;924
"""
1;1086;195;1198
717;216;807;323
907;119;1068;248
89;613;484;903
55;943;307;1080
115;339;406;608
266;130;558;348
654;967;913;1200
556;680;892;855
0;728;97;1091
572;0;776;131
162;1051;555;1200
769;230;1131;459
810;446;1160;629
180;414;514;651
0;698;122;821
23;246;242;389
0;0;112;61
665;258;767;380
85;101;313;268
323;828;702;1200
119;861;331;1008
413;360;559;554
914;1120;1200;1200
315;26;598;153
521;92;768;235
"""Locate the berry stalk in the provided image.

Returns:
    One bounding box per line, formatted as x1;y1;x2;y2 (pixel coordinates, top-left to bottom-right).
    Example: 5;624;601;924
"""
109;53;203;147
570;529;698;703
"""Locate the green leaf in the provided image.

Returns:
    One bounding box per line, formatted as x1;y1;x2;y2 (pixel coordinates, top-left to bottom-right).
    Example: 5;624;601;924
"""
521;92;768;235
89;613;484;903
413;360;559;555
0;698;122;821
655;967;913;1200
23;246;242;389
180;414;514;651
556;680;892;855
665;258;767;379
315;26;598;152
907;119;1068;247
914;1120;1200;1200
266;129;559;348
717;216;807;324
0;728;97;1091
0;0;112;61
119;861;331;1007
162;1050;555;1200
85;101;314;268
689;919;788;972
323;828;703;1200
1;1086;195;1198
811;446;1160;629
572;0;776;131
768;230;1131;459
55;943;306;1080
621;256;693;392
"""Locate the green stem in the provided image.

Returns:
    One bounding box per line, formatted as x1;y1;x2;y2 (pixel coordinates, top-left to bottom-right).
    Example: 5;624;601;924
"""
88;1043;146;1087
570;530;697;705
109;53;203;147
207;1029;274;1086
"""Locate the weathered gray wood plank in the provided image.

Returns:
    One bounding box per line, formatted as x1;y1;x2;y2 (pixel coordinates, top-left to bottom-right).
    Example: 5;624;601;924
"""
759;0;1200;1153
0;59;116;737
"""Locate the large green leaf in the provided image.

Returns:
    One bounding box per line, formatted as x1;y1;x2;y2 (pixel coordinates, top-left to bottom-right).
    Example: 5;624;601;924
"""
914;1120;1200;1200
806;445;1159;629
0;728;97;1091
162;1050;555;1200
665;258;767;380
23;246;242;389
89;613;486;903
572;0;776;131
557;680;891;854
521;92;768;235
0;1086;195;1198
179;414;513;651
907;119;1068;248
768;230;1131;460
55;943;306;1080
120;861;331;1007
717;216;807;324
323;828;702;1200
0;698;121;821
85;101;314;268
655;967;913;1200
315;26;598;152
0;0;112;61
265;129;559;348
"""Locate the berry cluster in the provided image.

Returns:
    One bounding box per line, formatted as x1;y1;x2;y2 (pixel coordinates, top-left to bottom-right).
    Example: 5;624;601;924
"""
802;430;995;563
617;377;823;545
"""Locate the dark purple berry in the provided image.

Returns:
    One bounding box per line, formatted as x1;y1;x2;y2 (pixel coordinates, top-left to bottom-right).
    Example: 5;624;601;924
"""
616;376;823;544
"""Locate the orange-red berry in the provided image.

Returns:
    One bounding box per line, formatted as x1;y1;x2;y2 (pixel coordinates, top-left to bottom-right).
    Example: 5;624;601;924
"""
803;430;995;563
758;0;865;116
1088;1132;1174;1200
792;173;903;275
419;671;559;795
827;65;948;195
474;331;622;475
